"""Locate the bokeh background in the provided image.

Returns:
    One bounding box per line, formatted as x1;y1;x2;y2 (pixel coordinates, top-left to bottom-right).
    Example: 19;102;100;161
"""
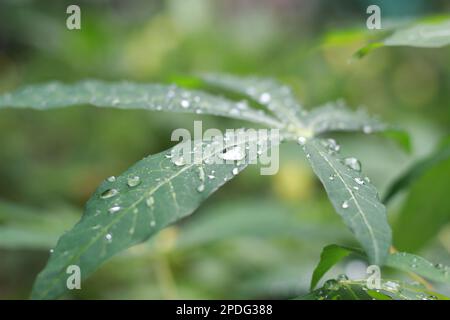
0;0;449;299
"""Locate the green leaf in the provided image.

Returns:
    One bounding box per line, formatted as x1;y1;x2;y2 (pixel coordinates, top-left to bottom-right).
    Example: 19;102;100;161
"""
355;17;450;57
199;73;304;129
384;137;450;203
299;278;448;300
310;244;363;290
0;201;79;250
392;152;450;251
31;133;275;299
302;102;387;136
0;80;283;128
302;138;392;265
386;252;450;285
383;18;450;48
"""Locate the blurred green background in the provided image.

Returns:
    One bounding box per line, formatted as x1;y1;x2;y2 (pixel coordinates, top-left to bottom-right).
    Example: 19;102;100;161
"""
0;0;449;299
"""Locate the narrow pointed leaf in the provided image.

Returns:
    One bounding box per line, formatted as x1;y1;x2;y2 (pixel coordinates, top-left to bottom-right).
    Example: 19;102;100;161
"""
0;80;283;128
31;133;275;299
303;102;387;135
310;244;364;290
302;138;391;265
200;73;304;128
386;252;450;285
383;18;450;48
384;136;450;203
299;279;448;300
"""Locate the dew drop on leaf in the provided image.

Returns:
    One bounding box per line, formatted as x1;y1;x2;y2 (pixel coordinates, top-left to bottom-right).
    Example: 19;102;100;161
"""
259;92;271;104
323;279;340;291
343;157;361;172
108;206;121;214
107;176;116;182
100;188;119;199
220;146;245;161
127;175;141;187
297;136;307;146
197;184;205;192
173;157;186;166
105;233;112;242
232;168;239;175
180;99;190;108
354;177;365;185
146;196;155;207
342;200;349;209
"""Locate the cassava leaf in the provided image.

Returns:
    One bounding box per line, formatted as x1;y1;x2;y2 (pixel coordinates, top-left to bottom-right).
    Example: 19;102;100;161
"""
299;278;448;300
302;101;387;136
199;73;304;129
31;132;276;299
384;136;450;203
385;252;450;285
310;244;364;290
0;80;283;128
301;138;391;265
383;18;450;48
392;154;450;251
355;17;450;58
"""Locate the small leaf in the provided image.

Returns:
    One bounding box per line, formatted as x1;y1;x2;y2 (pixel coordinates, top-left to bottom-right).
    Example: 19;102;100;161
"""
386;252;450;285
355;17;450;57
384;18;450;48
299;278;448;300
384;136;450;203
199;73;304;129
310;244;363;290
31;132;276;299
302;138;392;265
0;80;283;128
303;101;387;136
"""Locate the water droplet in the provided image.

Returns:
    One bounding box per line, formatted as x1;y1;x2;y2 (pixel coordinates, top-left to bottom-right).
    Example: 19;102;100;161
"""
100;188;119;199
384;281;399;292
150;220;156;227
363;125;373;134
342;200;349;209
232;168;239;175
435;263;444;269
197;184;205;192
411;264;417;268
354;177;365;185
306;153;311;159
329;174;336;181
220;146;245;161
337;274;349;282
146;196;154;207
127;176;141;187
49;249;54;254
259;92;271;104
326;139;340;153
173;157;186;166
207;175;215;180
324;279;340;291
107;176;116;182
180;99;190;108
297;136;307;146
343;157;361;172
105;233;112;242
108;206;121;214
353;186;359;190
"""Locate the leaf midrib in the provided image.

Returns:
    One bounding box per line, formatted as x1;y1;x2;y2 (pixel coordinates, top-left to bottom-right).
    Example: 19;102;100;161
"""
311;142;380;263
36;136;265;299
